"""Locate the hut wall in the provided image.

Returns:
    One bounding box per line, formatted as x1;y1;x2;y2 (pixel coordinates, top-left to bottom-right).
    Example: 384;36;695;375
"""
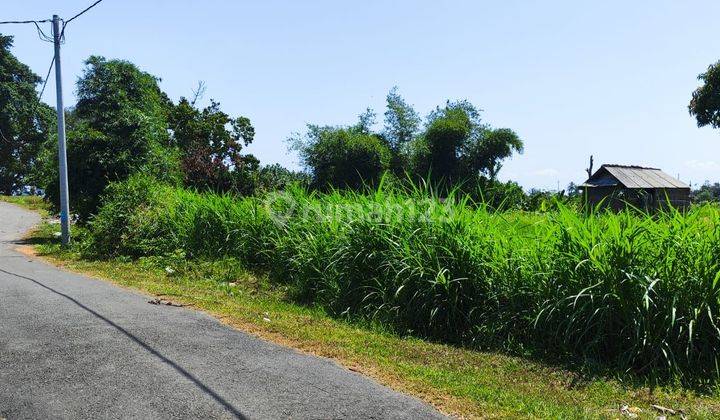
653;188;690;210
584;187;690;211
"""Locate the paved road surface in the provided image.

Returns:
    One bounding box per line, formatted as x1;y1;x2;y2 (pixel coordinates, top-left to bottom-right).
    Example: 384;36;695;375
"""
0;202;444;419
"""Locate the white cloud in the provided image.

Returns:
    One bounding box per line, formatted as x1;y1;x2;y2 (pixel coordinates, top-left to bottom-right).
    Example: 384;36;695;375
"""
684;160;720;170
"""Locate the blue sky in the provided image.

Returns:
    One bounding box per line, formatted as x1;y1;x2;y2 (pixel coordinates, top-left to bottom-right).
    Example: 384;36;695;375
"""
4;0;720;190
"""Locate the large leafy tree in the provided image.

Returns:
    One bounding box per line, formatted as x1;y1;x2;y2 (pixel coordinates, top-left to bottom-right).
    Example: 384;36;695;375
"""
410;100;481;184
462;127;523;179
0;34;54;194
383;87;420;174
410;100;523;184
36;56;179;219
690;61;720;129
692;181;720;203
418;105;473;184
383;87;420;151
169;98;257;194
290;113;391;190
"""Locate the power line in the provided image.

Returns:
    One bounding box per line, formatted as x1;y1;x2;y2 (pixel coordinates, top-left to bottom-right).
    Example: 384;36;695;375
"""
0;54;55;146
0;19;51;25
0;19;56;43
1;1;106;245
33;21;55;43
64;0;105;25
38;56;55;100
60;0;105;37
1;0;105;39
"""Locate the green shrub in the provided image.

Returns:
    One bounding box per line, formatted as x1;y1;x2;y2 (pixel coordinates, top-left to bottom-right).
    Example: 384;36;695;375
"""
86;176;720;382
291;125;392;190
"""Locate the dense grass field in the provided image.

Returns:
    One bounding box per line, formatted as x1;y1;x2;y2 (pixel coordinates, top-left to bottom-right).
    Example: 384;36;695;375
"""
81;175;720;384
8;189;720;418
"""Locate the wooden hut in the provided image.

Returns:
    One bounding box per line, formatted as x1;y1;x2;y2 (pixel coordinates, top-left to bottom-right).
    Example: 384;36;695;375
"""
581;164;690;210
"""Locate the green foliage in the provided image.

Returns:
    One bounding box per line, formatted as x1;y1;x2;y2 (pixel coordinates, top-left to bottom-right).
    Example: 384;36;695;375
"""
384;86;420;151
690;60;720;129
87;176;720;382
290;121;391;190
169;98;258;194
462;128;523;179
409;100;524;187
36;56;180;219
463;177;528;210
87;174;274;265
0;34;54;194
566;181;582;198
254;163;310;193
85;173;164;256
693;182;720;203
419;105;472;185
292;92;523;193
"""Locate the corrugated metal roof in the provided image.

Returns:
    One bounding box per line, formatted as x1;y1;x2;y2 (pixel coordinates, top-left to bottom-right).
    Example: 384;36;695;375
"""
584;165;690;189
580;174;618;187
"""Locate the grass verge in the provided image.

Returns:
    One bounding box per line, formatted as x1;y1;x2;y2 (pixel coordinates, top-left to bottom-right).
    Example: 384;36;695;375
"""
1;203;713;419
0;195;50;216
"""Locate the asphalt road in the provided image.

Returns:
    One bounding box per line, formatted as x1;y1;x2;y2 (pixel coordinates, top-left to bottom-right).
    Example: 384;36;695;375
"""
0;202;444;420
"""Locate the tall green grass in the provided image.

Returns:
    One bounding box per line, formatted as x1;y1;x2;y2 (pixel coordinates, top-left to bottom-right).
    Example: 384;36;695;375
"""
87;175;720;382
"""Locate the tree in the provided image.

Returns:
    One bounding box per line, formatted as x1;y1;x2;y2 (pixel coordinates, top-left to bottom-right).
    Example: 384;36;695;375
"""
169;98;257;194
255;163;310;192
421;106;472;184
355;108;377;135
461;127;523;179
0;34;54;194
410;100;523;186
566;182;582;198
383;87;420;150
427;100;485;135
410;100;480;184
690;61;720;129
692;181;720;203
290;117;391;190
467;177;527;210
36;56;179;219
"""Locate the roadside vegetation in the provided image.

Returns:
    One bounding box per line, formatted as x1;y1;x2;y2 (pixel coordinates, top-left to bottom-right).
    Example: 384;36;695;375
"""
71;176;720;383
5;196;718;419
5;27;720;418
0;194;49;215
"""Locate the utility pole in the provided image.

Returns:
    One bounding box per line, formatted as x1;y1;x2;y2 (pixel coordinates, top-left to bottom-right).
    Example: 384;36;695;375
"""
52;15;70;245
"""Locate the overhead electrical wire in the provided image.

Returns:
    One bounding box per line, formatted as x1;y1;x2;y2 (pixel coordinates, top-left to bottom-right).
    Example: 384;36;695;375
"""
63;0;105;25
0;0;106;39
0;54;55;145
61;0;105;37
0;0;106;101
0;19;51;25
0;18;55;42
0;0;106;146
33;21;55;43
38;56;56;100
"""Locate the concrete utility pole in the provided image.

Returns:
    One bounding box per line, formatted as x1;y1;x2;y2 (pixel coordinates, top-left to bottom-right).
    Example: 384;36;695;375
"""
52;15;71;245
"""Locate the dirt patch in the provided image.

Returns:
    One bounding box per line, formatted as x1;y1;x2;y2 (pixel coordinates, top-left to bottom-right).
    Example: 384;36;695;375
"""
14;245;38;258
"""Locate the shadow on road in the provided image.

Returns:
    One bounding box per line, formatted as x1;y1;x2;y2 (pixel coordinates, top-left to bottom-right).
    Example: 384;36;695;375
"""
0;267;247;419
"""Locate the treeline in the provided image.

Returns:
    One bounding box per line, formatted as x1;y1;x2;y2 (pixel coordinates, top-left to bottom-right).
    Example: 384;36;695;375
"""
0;35;55;195
29;54;308;220
1;33;538;220
1;35;306;219
289;88;523;193
693;182;720;203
